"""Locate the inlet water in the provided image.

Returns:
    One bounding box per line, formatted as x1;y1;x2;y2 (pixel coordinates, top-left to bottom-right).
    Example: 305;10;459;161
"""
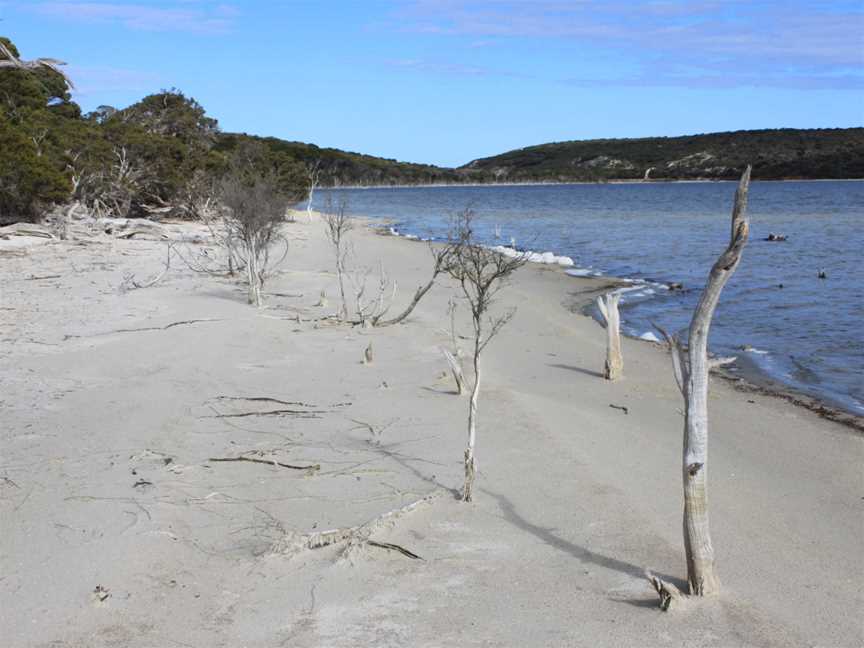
315;181;864;415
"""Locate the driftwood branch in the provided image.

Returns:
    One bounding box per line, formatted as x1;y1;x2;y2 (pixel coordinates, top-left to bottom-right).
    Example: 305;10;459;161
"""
372;245;453;327
648;572;684;612
274;490;443;561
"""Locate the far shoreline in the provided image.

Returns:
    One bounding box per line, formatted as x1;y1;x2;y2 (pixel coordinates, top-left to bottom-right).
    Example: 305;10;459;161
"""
325;177;864;190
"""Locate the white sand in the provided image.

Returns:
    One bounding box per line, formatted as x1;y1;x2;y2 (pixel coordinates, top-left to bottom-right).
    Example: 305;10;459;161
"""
1;216;862;647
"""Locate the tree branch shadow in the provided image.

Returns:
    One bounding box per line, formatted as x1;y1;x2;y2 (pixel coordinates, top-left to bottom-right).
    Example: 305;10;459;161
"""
547;363;604;379
481;487;687;605
368;441;461;500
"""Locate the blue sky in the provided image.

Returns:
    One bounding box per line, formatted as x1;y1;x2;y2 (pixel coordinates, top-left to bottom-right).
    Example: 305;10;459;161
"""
2;0;862;167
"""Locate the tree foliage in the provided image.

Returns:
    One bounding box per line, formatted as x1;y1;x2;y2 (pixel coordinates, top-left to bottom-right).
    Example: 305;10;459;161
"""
1;34;860;223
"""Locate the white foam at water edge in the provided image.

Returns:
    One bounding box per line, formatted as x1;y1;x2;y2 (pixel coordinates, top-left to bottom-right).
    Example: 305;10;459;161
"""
565;268;602;277
745;347;769;355
639;331;661;342
404;234;419;240
489;245;575;267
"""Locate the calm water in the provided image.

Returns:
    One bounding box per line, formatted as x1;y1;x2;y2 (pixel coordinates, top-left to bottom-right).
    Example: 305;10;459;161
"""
315;181;864;414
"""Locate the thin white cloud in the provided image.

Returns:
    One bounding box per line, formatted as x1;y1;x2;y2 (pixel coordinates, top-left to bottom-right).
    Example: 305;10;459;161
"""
391;0;864;90
28;1;238;34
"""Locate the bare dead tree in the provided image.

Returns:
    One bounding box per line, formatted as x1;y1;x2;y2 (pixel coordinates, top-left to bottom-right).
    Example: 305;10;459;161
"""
305;159;321;220
597;291;624;381
655;166;751;600
371;244;454;327
322;196;353;320
346;258;398;328
219;147;295;307
446;209;527;501
0;41;72;88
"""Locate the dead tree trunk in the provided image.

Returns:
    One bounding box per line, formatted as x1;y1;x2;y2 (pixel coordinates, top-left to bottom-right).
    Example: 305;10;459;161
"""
663;166;751;597
463;335;481;502
245;239;263;307
597;292;623;381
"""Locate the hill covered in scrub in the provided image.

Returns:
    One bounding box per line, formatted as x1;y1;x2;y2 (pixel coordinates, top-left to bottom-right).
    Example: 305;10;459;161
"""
460;129;864;182
2;34;862;224
216;134;467;188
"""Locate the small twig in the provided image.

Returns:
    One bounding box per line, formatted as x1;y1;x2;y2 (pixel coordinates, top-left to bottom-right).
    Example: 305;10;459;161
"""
208;457;320;471
24;274;61;281
609;404;629;415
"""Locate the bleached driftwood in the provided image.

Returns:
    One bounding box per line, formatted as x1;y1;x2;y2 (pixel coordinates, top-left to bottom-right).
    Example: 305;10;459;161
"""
274;490;443;561
0;223;56;239
98;217;168;241
121;242;174;291
597;292;624;381
648;572;684;612
660;166;751;596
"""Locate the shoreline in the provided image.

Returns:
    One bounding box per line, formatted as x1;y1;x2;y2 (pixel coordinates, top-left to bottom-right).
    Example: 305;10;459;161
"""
379;223;864;431
326;177;864;190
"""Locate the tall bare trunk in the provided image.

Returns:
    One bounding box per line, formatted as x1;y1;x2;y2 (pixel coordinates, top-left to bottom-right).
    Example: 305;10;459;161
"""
246;240;263;307
463;338;481;502
667;166;751;596
597;292;623;381
335;256;348;321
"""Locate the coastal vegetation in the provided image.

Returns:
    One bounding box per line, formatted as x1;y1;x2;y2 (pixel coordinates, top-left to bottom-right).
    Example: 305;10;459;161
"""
2;36;861;227
463;129;864;182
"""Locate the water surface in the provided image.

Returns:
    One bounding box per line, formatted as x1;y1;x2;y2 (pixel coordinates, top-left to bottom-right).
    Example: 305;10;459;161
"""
315;181;864;414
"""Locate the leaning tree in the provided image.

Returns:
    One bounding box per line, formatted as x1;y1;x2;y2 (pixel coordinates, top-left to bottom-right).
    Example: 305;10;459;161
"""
654;166;751;602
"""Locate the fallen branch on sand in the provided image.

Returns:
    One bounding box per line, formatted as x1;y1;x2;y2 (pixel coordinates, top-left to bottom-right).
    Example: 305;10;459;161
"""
214;396;319;408
64;318;223;339
609;403;629;415
208;456;320;472
274;490;443;561
367;540;423;560
121;242;174;291
207;408;329;419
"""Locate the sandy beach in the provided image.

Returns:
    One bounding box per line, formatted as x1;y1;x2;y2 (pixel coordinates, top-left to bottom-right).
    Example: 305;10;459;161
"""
1;215;862;647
